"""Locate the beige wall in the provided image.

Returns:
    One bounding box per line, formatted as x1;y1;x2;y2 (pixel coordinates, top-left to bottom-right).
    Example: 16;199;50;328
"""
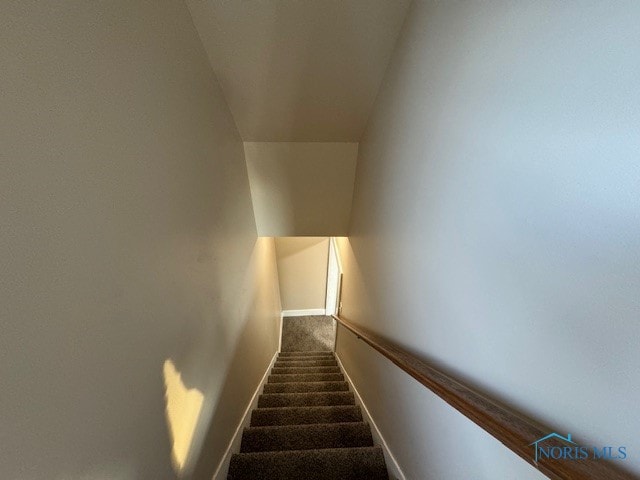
275;238;329;312
185;0;410;141
245;142;358;236
0;2;280;479
337;1;640;478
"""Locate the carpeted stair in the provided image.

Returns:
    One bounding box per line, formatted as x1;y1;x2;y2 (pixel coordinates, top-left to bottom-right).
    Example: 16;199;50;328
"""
228;351;389;480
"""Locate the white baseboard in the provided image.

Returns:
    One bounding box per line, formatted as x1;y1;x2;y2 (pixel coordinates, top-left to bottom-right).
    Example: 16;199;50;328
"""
212;351;279;480
334;353;406;480
282;308;326;317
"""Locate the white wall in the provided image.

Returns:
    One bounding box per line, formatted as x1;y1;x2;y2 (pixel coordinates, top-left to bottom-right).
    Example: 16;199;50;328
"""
0;2;280;479
275;237;329;312
337;1;640;478
245;142;358;236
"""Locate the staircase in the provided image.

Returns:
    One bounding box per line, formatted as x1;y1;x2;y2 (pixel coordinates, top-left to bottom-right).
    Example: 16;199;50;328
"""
228;350;389;480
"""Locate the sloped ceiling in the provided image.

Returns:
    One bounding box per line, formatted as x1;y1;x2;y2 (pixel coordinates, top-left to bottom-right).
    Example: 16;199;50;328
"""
187;0;411;141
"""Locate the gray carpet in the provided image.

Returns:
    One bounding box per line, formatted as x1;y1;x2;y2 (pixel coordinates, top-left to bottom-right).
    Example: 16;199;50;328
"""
280;315;336;352
228;350;389;480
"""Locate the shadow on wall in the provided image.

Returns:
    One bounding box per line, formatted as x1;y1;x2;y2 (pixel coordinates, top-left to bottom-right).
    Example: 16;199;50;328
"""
245;152;296;234
244;142;359;237
160;237;281;479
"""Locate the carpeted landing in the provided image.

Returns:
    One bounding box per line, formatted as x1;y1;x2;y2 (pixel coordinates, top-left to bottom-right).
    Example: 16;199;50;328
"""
228;351;389;480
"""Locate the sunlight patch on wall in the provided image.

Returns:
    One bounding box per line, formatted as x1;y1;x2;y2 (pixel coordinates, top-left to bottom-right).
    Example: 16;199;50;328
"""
163;359;204;475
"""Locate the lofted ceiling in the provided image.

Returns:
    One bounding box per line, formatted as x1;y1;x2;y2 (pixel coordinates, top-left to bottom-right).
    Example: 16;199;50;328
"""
186;0;411;142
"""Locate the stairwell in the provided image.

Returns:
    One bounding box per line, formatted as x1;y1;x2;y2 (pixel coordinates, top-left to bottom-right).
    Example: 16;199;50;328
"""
228;317;389;480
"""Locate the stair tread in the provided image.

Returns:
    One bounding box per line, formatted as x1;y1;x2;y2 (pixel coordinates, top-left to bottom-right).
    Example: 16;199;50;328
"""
271;366;341;374
240;422;374;452
228;332;388;479
268;373;344;383
275;359;338;366
229;446;388;480
278;354;335;359
279;350;333;356
251;405;362;426
263;381;349;393
260;391;354;398
276;358;336;364
258;391;354;408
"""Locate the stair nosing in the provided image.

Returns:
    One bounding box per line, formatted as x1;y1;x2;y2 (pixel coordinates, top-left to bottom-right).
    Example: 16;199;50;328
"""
259;391;352;397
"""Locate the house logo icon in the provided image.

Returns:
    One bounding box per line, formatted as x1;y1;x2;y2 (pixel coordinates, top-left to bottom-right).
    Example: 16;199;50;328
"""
529;433;576;462
529;432;628;462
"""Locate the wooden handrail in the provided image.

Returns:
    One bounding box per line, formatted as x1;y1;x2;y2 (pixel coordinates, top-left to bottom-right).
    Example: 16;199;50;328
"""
332;314;636;480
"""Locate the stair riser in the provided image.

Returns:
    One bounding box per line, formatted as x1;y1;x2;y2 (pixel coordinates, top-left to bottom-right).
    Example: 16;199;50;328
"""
230;325;388;479
271;366;341;375
258;392;354;408
240;423;374;453
251;406;362;426
274;360;338;367
269;373;344;383
263;381;349;394
277;356;335;362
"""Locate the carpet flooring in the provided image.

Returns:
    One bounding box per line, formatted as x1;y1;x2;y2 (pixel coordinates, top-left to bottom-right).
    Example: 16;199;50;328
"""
280;315;336;352
228;351;389;479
